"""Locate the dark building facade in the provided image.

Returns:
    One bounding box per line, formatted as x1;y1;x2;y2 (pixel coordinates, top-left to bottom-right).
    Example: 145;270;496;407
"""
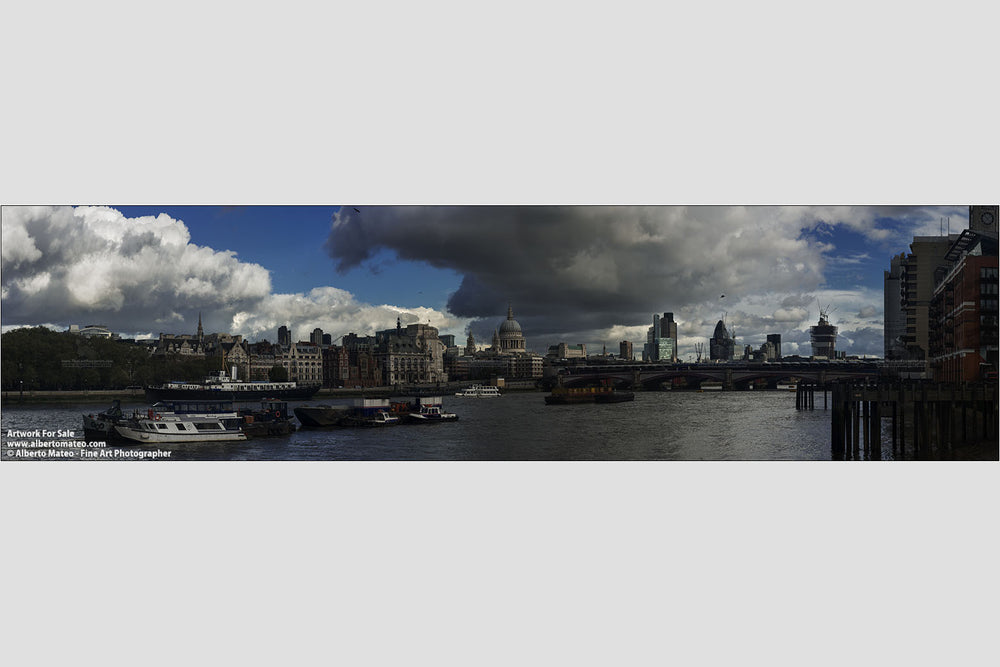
709;320;734;361
766;333;782;360
928;228;998;381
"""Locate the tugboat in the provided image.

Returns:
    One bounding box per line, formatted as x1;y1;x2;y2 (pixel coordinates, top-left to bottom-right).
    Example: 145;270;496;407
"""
343;409;401;427
405;397;459;423
82;400;130;442
238;399;297;437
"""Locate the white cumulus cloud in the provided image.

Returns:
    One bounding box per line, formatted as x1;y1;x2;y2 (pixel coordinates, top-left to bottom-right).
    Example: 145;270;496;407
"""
1;206;458;342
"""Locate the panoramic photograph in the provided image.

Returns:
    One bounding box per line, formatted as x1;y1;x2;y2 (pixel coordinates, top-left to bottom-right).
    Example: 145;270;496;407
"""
2;204;997;460
4;3;997;666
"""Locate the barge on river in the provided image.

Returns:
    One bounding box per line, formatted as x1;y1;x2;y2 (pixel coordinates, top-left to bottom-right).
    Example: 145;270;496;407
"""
545;381;634;405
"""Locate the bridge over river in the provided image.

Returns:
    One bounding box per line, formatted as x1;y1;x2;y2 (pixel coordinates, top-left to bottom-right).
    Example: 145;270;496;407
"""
542;360;904;391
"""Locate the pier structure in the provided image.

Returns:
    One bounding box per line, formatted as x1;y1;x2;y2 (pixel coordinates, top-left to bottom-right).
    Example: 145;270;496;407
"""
827;382;998;460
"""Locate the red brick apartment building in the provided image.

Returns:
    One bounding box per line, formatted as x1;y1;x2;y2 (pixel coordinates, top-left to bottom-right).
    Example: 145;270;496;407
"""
929;230;999;382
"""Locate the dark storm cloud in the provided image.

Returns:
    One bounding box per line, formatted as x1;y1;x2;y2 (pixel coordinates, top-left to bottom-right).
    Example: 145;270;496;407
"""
325;206;833;344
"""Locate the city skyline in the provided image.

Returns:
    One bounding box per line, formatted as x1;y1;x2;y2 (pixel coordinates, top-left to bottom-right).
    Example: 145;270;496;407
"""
1;204;974;357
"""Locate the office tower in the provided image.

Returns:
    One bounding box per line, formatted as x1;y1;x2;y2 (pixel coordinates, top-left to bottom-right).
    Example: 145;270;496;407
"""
899;235;958;359
278;325;291;348
709;320;734;360
620;340;634;361
662;312;678;362
766;334;782;360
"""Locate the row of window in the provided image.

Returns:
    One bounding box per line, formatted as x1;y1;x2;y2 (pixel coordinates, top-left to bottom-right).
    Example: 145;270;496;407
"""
143;421;225;431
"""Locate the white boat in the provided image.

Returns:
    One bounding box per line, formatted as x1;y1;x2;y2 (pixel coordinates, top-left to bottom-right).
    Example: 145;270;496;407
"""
115;402;247;443
776;382;799;391
454;384;501;397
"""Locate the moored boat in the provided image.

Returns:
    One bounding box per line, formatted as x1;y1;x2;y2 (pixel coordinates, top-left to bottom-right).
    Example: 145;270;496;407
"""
406;403;459;423
238;399;297;437
145;367;320;403
293;404;350;428
343;409;401;427
545;381;634;405
115;401;247;443
82;400;130;442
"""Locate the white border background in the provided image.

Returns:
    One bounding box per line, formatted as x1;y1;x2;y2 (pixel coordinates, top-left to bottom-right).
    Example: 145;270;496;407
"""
2;2;997;666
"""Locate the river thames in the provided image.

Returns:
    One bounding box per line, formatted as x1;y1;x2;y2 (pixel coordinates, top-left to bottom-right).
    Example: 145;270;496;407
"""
0;389;876;461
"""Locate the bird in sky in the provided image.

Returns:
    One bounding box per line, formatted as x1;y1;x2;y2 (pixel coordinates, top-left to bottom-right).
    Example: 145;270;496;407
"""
720;294;725;298
353;207;361;213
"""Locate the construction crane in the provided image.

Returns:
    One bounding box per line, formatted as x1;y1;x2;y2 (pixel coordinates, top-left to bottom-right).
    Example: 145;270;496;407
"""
816;301;836;324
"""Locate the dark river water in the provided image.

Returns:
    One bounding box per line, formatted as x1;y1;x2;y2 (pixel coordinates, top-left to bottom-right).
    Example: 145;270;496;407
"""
1;390;852;460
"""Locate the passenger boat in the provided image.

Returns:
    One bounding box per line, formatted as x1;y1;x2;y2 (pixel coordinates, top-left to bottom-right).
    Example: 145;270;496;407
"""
454;384;501;398
545;382;634;405
776;382;799;391
698;382;724;392
114;401;247;443
145;367;320;402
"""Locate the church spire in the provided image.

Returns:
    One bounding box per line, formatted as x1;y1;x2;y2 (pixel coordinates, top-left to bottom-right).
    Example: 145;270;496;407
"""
197;312;204;342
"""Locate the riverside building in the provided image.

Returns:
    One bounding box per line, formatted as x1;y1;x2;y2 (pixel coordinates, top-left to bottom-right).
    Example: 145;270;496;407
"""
447;305;542;381
927;206;999;381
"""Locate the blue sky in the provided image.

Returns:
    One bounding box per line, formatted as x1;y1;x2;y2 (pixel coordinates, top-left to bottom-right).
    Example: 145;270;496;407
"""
1;204;972;358
114;206;463;311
